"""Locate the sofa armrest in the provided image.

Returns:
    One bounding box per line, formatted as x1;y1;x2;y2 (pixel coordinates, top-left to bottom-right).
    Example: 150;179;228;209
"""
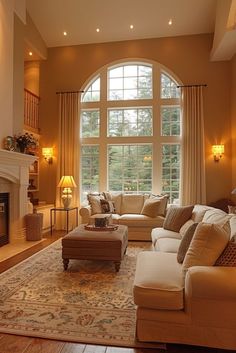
185;266;236;327
79;205;92;224
185;266;236;300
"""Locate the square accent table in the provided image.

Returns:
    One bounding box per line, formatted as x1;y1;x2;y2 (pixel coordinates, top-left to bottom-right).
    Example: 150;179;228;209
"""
50;207;78;234
62;224;128;272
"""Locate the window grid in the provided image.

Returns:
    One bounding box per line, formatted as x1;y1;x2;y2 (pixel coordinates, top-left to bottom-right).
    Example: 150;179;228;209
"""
82;77;100;102
161;144;180;203
81;145;100;202
108;107;153;137
108;144;152;193
80;61;181;202
161;106;180;136
81;110;100;137
108;64;153;101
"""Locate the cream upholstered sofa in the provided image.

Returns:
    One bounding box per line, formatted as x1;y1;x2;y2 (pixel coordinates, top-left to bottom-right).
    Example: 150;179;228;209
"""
133;205;236;350
79;192;168;241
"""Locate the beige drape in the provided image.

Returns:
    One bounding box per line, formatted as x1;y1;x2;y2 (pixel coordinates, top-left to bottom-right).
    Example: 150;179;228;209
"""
180;86;206;205
56;92;80;208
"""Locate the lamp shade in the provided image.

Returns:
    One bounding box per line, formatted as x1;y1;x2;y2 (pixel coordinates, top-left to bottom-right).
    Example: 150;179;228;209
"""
58;175;77;188
232;188;236;195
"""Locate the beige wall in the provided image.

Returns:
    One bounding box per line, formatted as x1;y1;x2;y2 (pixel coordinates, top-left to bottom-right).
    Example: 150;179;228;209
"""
39;34;232;204
13;14;25;134
231;54;236;201
0;0;14;144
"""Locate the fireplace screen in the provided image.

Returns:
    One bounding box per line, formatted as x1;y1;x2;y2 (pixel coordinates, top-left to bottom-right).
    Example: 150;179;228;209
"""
0;193;9;246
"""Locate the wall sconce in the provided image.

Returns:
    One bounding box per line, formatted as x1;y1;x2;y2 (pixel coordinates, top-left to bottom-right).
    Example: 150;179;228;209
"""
42;147;53;164
57;175;77;209
212;145;224;162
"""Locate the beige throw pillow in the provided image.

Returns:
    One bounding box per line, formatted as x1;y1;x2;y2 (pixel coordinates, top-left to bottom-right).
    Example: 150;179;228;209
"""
182;223;230;274
87;194;104;215
177;223;198;264
163;205;194;232
149;194;169;216
141;198;161;217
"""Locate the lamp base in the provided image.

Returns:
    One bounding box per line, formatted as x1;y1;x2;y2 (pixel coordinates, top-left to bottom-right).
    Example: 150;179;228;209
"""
62;195;72;209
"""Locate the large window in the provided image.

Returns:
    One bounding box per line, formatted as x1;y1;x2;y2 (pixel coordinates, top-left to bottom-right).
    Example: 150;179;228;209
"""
80;61;181;203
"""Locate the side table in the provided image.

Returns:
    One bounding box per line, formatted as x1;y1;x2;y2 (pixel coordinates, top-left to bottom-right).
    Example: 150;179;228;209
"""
50;207;78;235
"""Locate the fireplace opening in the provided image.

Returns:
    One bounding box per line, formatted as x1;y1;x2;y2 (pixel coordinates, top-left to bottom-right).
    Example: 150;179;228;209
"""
0;193;9;247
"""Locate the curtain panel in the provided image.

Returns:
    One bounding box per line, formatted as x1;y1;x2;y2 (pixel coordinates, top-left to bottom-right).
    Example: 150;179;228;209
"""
180;86;206;205
56;92;80;208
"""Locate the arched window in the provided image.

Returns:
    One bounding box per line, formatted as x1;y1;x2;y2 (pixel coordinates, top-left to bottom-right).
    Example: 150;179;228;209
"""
80;60;181;204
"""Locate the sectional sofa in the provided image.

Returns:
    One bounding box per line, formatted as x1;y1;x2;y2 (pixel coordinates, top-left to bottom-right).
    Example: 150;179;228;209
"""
133;205;236;350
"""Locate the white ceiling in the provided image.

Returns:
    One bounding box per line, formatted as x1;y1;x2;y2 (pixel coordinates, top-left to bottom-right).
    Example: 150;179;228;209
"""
26;0;217;47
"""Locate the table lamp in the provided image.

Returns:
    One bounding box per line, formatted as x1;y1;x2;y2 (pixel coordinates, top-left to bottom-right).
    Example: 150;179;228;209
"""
58;175;77;209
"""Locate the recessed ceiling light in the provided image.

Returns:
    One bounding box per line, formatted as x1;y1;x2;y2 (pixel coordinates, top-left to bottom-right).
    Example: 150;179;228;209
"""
168;19;172;26
130;24;134;29
29;51;33;56
63;31;67;36
96;28;100;33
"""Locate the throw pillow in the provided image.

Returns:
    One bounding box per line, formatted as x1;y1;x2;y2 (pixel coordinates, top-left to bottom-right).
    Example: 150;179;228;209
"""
215;241;236;267
100;199;115;214
87;194;104;215
141;198;161;217
163;205;194;232
150;194;169;216
182;223;230;275
177;223;198;264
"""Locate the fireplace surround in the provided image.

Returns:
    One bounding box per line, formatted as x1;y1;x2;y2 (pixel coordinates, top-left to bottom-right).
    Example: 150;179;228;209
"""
0;149;37;242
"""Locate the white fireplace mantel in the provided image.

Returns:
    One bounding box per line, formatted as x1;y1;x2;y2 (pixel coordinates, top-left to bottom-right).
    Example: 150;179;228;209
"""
0;149;37;240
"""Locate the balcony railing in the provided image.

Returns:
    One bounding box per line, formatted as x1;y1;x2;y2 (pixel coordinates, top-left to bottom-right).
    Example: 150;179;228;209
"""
24;89;40;132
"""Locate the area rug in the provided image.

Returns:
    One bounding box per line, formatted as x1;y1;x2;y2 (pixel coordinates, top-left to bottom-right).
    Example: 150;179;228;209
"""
0;239;164;348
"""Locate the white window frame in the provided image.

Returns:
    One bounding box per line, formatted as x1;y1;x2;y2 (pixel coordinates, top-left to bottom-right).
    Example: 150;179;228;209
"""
80;59;182;202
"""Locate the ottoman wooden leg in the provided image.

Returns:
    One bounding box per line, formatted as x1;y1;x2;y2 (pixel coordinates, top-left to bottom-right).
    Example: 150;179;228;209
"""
63;258;69;270
114;261;121;272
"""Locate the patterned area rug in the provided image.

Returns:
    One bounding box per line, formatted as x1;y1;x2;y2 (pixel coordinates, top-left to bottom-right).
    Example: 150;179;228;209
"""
0;239;164;348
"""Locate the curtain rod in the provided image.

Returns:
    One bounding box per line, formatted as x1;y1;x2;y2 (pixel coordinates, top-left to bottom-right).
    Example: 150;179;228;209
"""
56;90;84;94
176;84;207;88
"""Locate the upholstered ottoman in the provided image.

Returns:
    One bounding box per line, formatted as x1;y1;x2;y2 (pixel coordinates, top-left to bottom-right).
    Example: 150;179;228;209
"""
62;224;128;271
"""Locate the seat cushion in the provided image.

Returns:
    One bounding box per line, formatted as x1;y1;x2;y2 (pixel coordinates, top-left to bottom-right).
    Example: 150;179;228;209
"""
133;251;184;310
154;237;181;253
151;227;181;246
119;214;164;227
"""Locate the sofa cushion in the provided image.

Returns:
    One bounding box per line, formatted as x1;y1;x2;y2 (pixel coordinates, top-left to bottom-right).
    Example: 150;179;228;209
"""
151;227;181;246
215;241;236;267
177;222;198;263
133;251;184;310
119;214;164;227
110;193;122;214
150;194;169;216
202;208;229;224
154;237;181;253
141;198;162;217
120;194;144;214
100;199;115;213
191;204;211;222
183;223;230;274
87;194;104;215
163;205;194;232
179;219;194;238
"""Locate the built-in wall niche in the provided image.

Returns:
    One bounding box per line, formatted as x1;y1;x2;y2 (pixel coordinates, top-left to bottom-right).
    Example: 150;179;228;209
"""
0;193;9;246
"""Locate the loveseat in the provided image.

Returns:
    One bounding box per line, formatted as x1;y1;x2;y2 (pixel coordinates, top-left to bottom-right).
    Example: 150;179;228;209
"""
79;192;168;241
133;204;236;350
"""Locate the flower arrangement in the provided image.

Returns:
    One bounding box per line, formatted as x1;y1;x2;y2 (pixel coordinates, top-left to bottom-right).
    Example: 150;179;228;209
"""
14;132;39;155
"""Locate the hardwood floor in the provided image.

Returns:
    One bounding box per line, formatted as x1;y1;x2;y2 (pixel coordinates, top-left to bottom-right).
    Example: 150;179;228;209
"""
0;232;233;353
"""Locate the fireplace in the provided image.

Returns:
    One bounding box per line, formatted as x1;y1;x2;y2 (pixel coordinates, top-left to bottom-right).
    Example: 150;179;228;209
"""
0;193;9;246
0;149;36;242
